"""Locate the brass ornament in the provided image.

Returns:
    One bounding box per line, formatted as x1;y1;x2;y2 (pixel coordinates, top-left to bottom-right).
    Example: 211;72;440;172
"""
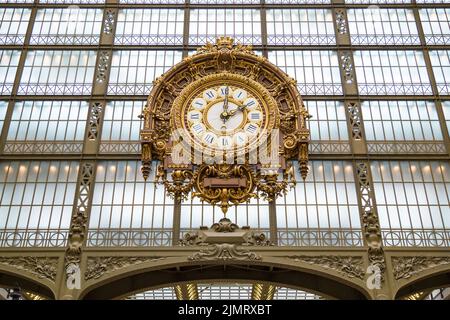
192;164;257;214
141;37;310;215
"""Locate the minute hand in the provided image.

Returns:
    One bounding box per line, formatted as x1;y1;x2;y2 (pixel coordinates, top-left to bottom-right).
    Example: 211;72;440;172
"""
228;103;247;117
221;86;230;123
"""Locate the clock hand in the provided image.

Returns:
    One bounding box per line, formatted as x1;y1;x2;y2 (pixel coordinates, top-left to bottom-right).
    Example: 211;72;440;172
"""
221;85;230;123
227;103;247;117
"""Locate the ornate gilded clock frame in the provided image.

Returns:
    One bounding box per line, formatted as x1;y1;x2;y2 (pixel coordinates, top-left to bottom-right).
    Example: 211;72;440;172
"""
140;37;310;214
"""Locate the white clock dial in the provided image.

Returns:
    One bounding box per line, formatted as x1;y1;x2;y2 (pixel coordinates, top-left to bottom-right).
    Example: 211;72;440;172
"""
184;84;268;152
233;88;247;101
243;98;258;110
234;131;249;146
203;89;217;101
206;101;243;133
187;110;202;123
244;122;260;136
202;131;218;145
247;110;262;122
218;86;231;97
218;136;232;149
191;122;206;136
192;97;207;110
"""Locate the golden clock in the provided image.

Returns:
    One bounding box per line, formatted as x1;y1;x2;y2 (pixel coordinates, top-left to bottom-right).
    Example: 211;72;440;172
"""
171;72;279;159
141;37;310;213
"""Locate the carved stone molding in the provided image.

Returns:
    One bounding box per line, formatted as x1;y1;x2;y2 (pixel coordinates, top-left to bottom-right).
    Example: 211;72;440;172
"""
285;255;365;280
187;243;262;262
85;256;166;281
180;218;272;247
392;256;450;280
0;256;58;282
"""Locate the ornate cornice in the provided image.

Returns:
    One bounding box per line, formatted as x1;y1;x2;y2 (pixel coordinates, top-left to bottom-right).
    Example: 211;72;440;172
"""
84;256;166;281
188;243;261;261
0;256;58;282
392;256;450;280
285;255;365;280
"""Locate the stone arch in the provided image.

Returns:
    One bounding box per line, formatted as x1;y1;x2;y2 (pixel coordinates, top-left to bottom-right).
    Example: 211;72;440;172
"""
0;268;55;299
395;266;450;299
80;260;371;300
115;280;329;300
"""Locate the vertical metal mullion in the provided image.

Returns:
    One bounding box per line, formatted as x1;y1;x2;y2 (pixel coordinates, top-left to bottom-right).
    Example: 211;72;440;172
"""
172;197;181;245
342;162;353;243
182;0;190;58
150;171;157;242
56;161;70;237
415;161;434;239
9;161;23;236
436;160;450;233
40;101;51;141
34;160;52;236
268;199;277;245
18;101;30;141
119;161;127;230
0;3;37;155
385;98;395;141
413;5;450;156
22;161;39;236
398;101;408;141
260;0;268;58
395;161;415;233
96;164;107;237
107;161;117;231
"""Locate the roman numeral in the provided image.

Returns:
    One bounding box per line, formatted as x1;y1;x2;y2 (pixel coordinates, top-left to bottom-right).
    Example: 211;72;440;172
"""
250;113;260;120
246;124;258;134
205;91;215;99
192;123;204;133
204;134;215;144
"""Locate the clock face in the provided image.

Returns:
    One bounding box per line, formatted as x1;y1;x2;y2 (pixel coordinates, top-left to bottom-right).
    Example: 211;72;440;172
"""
184;85;266;151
